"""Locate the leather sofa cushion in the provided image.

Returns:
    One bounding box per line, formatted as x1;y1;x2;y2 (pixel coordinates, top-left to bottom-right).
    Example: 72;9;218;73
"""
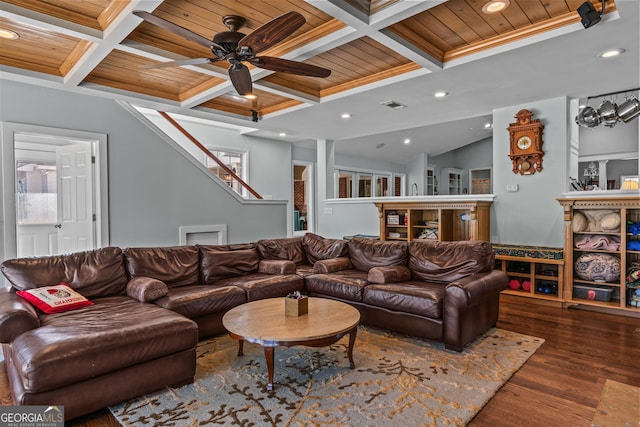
258;259;296;275
348;238;408;272
409;240;495;283
199;247;260;284
367;265;411;284
9;296;197;393
198;243;256;252
0;247;128;299
363;282;444;319
305;270;369;302
215;274;303;301
124;246;199;288
153;285;246;318
256;237;307;265
302;233;348;264
295;264;315;277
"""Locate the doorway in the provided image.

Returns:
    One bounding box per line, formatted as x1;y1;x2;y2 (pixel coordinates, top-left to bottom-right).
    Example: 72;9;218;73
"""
292;161;314;235
1;122;109;262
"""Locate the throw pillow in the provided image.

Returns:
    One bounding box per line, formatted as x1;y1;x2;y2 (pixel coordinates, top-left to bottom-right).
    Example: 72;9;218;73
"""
17;283;93;314
126;277;169;302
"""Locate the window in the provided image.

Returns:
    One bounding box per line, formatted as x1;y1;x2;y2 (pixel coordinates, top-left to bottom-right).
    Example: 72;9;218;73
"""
16;161;57;224
376;176;389;197
357;173;372;197
337;171;354;198
336;168;400;198
205;148;247;197
394;174;406;196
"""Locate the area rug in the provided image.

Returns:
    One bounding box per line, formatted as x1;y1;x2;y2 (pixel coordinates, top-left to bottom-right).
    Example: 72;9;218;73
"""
592;379;639;427
110;326;543;426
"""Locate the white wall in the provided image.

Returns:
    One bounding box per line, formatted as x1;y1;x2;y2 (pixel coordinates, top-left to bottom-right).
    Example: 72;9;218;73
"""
0;80;288;248
491;97;570;247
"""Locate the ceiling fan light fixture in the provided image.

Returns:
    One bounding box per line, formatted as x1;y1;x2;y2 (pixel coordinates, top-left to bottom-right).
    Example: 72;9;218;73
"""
0;29;20;40
482;0;510;14
244;94;257;100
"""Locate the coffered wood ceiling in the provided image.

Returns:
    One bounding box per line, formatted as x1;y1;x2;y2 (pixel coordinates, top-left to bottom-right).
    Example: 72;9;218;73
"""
2;0;636;163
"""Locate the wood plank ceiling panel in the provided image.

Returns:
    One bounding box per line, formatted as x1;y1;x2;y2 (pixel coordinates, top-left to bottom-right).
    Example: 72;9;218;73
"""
199;88;302;117
3;0;112;30
386;0;607;63
83;50;225;102
258;36;415;97
0;17;87;76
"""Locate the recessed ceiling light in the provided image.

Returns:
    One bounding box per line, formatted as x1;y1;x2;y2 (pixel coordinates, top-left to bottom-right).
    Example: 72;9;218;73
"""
0;29;20;40
434;91;448;98
484;123;492;129
341;113;351;119
279;132;286;137
244;94;257;99
598;48;625;58
404;138;411;144
482;0;510;14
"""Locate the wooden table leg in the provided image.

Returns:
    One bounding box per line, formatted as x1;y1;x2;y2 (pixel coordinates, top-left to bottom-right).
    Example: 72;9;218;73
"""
347;327;357;369
264;346;275;391
237;339;244;357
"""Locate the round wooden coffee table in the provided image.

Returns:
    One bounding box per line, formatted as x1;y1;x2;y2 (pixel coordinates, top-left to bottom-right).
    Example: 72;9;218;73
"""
222;297;360;391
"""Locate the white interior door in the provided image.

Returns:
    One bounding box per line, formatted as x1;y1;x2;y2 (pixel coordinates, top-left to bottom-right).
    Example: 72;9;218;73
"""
56;143;94;253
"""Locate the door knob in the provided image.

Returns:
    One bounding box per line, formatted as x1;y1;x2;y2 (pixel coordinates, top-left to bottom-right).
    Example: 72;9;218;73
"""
54;224;62;229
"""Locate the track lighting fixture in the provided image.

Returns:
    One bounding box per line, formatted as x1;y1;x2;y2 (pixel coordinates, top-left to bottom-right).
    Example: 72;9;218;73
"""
577;1;604;29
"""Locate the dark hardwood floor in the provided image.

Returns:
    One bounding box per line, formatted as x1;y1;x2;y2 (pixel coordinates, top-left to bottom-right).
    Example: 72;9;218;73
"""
3;295;639;426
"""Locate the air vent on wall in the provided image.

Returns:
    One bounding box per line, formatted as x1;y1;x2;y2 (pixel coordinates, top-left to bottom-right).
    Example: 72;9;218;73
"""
380;100;407;109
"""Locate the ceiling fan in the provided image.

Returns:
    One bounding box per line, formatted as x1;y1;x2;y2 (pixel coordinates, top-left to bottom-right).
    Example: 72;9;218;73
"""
132;10;331;96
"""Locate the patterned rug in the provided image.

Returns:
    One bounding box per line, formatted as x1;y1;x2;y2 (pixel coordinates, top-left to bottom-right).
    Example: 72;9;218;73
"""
110;326;543;426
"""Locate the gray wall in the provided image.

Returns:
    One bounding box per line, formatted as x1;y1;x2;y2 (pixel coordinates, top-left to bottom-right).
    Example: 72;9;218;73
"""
430;137;493;193
0;80;288;247
149;116;293;201
491;97;570;247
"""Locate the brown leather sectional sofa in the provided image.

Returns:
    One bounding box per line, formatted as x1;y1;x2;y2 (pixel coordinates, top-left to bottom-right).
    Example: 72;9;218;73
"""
0;233;506;420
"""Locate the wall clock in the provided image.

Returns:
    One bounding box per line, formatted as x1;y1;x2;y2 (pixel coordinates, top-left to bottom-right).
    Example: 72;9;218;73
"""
507;109;545;175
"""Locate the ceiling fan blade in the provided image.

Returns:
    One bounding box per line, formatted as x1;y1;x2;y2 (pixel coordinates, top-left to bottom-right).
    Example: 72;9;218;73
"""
238;11;305;55
249;56;331;78
133;10;224;52
228;63;253;95
140;58;220;69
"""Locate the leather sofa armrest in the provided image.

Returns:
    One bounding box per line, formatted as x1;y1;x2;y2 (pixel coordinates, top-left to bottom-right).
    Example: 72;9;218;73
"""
313;257;353;274
126;277;169;302
0;291;40;343
368;265;411;284
258;259;296;275
444;270;508;309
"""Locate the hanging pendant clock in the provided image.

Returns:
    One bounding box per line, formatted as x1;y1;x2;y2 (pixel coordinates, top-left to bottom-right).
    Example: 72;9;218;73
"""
507;109;545;175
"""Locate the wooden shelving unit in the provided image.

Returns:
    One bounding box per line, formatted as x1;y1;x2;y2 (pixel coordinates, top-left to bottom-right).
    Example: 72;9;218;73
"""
374;198;492;242
495;254;564;304
558;194;640;316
